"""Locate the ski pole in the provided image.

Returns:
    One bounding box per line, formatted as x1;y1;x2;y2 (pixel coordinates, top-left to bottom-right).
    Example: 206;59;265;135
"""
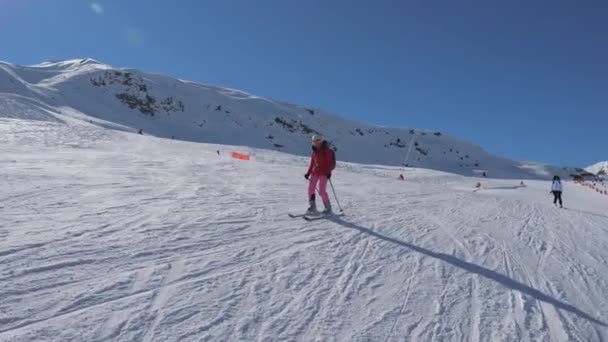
329;179;344;212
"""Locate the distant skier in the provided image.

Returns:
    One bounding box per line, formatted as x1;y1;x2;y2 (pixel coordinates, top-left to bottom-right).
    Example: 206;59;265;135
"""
304;135;336;214
551;175;563;208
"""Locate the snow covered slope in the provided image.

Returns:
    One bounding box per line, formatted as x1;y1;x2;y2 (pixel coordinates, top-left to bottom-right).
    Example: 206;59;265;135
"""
0;59;584;179
1;114;608;341
587;161;608;177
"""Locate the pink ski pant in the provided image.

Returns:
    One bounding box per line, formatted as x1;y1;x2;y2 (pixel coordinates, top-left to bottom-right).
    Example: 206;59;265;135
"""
308;174;330;204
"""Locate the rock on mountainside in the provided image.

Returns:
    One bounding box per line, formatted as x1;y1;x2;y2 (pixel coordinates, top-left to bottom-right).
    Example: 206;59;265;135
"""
0;58;584;179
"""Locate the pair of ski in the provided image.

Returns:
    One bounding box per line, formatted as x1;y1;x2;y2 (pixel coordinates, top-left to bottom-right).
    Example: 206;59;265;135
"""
288;212;343;221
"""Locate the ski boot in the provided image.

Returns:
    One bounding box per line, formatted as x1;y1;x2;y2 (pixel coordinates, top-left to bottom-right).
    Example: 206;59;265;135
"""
306;200;318;215
322;202;332;215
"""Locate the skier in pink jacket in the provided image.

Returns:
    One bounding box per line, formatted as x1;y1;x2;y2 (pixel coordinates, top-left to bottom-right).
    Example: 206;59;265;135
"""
304;135;336;214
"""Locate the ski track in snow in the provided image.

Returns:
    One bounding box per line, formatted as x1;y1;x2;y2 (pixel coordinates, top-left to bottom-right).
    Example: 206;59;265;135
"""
1;119;608;341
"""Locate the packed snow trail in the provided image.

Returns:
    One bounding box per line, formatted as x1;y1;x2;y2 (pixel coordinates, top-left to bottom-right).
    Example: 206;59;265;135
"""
1;119;608;341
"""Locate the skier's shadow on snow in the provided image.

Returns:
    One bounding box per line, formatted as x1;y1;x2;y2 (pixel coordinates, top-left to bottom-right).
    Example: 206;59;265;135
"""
563;208;608;220
329;216;607;327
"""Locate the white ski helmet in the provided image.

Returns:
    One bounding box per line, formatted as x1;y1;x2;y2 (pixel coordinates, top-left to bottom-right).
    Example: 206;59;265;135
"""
311;135;323;142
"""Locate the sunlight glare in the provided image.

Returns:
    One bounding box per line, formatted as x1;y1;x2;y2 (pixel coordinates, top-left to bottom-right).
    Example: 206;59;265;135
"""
90;3;103;14
124;27;144;48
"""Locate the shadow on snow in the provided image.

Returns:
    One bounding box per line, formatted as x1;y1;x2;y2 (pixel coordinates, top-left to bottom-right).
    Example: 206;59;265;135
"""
330;216;607;328
563;207;608;220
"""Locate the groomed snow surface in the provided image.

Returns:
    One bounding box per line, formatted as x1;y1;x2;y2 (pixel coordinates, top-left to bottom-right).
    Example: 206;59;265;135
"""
1;118;608;342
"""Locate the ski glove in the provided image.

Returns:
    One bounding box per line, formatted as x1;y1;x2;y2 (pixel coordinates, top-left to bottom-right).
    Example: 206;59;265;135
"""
327;174;331;180
305;173;310;180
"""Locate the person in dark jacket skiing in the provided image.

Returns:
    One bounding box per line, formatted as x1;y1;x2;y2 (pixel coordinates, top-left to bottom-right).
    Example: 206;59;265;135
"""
305;135;336;214
551;175;563;208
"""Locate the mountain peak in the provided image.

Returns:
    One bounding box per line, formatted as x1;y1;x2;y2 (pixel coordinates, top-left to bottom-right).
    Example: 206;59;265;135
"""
34;58;103;67
587;161;608;176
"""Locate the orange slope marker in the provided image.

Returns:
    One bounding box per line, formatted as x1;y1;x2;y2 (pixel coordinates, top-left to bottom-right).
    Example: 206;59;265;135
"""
231;152;250;161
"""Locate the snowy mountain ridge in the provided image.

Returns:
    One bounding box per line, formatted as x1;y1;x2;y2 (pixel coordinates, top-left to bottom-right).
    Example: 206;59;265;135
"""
587;161;608;177
0;58;585;179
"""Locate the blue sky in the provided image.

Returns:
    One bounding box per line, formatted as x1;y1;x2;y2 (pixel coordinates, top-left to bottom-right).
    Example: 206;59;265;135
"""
1;0;606;166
